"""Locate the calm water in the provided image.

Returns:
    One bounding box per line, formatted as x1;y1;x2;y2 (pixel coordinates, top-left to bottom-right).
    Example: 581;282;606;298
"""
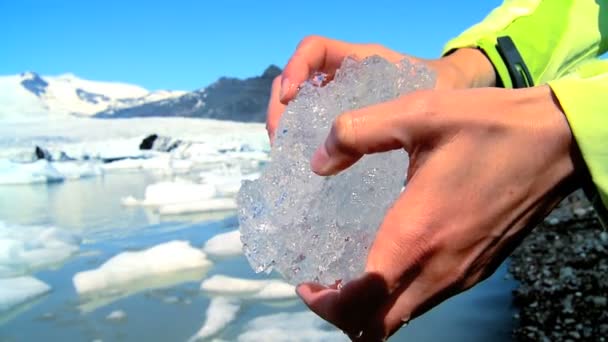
0;172;518;341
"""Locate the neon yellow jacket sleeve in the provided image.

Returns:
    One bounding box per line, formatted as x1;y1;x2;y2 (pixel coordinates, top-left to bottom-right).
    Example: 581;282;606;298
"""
442;0;607;87
549;62;608;220
443;0;608;213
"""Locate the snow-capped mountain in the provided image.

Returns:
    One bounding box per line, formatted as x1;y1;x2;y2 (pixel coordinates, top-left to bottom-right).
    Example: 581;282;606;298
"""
95;65;281;123
0;72;185;119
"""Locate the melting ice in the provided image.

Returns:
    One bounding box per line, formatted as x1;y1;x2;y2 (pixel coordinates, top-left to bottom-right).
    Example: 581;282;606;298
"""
237;56;435;284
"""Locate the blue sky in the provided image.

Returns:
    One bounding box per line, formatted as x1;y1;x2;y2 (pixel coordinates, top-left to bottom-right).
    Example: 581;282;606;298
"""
1;0;502;90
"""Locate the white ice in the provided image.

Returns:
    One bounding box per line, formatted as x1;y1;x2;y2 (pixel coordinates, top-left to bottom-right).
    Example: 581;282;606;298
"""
73;240;211;294
200;275;296;301
0;276;51;312
202;230;242;258
0;221;80;277
106;309;127;322
121;179;216;207
188;297;240;341
157;198;237;216
0;159;64;185
0;117;269;186
237;311;347;342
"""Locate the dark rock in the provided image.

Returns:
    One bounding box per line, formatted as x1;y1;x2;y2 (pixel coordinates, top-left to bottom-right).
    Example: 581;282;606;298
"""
20;72;48;97
35;145;50;160
139;134;158;150
95;65;282;123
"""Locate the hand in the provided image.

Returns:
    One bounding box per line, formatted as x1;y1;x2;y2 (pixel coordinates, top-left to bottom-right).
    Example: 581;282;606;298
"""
266;35;496;141
296;86;582;340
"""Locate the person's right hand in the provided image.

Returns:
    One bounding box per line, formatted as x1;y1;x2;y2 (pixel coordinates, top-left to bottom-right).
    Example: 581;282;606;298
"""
266;35;497;140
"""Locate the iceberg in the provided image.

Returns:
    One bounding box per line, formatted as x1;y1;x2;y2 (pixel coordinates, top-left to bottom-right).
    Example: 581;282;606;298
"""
121;179;216;207
73;240;211;295
237;56;435;284
0;159;64;185
237;311;347;342
157;198;236;216
203;230;242;258
0;221;80;277
200;275;296;301
0;276;51;312
188;297;240;341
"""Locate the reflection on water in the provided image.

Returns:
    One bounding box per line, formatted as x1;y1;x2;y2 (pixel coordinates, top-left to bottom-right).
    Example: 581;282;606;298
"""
0;173;518;341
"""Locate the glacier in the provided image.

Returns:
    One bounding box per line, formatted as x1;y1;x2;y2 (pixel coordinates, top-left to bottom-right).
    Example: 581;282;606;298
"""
0;71;185;119
238;56;435;285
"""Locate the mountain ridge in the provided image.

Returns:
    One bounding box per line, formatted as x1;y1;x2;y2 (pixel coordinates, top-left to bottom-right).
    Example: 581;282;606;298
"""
94;65;281;123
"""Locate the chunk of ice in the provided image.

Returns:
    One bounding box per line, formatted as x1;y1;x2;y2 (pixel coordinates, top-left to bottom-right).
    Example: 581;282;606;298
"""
0;276;51;312
73;240;211;295
237;311;347;342
200;275;296;300
106;309;127;322
0;221;80;278
237;56;435;284
188;297;240;341
203;230;243;258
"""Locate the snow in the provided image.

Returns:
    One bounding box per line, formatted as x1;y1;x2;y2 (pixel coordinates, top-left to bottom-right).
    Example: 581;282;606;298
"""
237;311;347;342
0;276;51;312
0;221;80;277
73;240;211;294
202;230;242;258
188;297;240;341
0;72;185;119
200;275;296;300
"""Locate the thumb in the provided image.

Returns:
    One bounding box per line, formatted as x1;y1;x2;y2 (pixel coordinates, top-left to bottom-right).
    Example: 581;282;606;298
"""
310;93;430;176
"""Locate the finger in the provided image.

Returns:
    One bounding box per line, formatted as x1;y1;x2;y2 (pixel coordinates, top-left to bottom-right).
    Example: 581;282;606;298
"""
281;36;356;103
266;75;286;141
296;283;342;324
297;275;390;339
310;93;432;176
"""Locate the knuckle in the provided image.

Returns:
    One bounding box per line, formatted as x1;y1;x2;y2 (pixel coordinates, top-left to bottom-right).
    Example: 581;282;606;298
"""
298;35;323;49
332;114;357;152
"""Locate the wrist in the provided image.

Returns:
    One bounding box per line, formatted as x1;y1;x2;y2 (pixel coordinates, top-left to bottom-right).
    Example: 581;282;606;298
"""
433;48;497;89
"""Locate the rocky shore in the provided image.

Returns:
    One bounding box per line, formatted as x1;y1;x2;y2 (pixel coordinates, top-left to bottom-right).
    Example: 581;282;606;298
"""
510;191;608;341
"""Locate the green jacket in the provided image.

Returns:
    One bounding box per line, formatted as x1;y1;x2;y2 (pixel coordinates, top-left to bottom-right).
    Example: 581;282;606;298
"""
443;0;608;223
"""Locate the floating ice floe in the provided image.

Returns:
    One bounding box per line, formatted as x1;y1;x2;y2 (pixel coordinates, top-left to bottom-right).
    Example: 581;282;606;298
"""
121;179;216;207
188;297;240;342
199;170;261;196
202;230;242;258
0;221;80;277
0;159;64;185
157;198;236;216
0;159;103;185
106;309;127;322
0;276;51;312
237;311;347;342
200;275;296;301
101;155;193;174
73;240;211;295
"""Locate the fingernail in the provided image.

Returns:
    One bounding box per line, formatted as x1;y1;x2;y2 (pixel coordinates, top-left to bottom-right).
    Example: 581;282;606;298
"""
280;77;290;101
311;144;331;174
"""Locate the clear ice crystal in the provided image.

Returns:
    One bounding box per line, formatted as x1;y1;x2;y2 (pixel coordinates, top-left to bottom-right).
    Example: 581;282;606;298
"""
237;56;435;285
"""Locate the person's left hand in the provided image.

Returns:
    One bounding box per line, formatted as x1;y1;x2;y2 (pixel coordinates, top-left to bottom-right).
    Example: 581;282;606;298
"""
296;85;583;340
